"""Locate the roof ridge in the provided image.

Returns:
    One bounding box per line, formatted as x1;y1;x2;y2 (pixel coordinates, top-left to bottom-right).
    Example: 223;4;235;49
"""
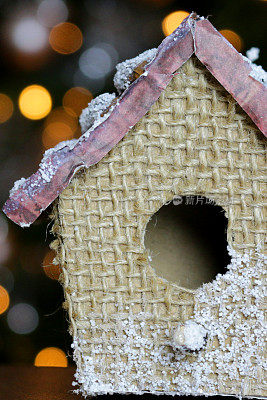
3;14;266;227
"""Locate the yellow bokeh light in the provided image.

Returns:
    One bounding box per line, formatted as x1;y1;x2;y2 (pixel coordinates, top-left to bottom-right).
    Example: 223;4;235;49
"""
19;85;52;120
0;94;14;123
42;250;62;280
49;22;83;55
0;285;10;314
219;29;243;52
34;347;68;367
63;87;93;117
162;11;189;36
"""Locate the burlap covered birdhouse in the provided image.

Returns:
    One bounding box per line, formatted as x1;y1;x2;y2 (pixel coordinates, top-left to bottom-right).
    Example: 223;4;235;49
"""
3;14;267;398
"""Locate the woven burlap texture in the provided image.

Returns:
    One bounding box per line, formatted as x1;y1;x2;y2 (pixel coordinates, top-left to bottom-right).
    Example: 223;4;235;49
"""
51;56;266;396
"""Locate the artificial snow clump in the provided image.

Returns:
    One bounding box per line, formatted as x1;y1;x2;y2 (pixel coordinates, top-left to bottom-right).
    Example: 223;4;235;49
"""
79;93;117;134
246;47;260;62
242;54;267;86
249;63;267;86
113;48;157;92
172;320;207;352
9;139;78;199
70;247;266;395
43;139;78;158
10;177;26;196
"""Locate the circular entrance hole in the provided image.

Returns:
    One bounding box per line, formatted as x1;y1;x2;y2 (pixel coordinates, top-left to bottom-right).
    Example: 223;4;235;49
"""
144;196;230;289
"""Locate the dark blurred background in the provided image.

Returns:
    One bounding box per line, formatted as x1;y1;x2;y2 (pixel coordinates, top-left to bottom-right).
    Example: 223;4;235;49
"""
0;0;266;368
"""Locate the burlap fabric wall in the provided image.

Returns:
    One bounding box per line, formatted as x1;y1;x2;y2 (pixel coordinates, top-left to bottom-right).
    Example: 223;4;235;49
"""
51;56;266;396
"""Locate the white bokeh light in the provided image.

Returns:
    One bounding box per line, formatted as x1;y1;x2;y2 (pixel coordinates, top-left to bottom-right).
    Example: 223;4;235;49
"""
37;0;68;28
79;45;114;79
11;18;48;53
98;42;119;65
7;303;39;334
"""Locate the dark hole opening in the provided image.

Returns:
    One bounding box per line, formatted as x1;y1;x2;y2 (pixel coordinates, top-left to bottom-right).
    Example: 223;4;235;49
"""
145;196;230;289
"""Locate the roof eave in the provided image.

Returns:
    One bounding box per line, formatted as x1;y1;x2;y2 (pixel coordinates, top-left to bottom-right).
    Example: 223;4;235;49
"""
3;14;267;227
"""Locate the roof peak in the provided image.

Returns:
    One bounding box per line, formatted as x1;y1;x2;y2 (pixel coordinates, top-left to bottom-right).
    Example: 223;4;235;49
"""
3;15;267;227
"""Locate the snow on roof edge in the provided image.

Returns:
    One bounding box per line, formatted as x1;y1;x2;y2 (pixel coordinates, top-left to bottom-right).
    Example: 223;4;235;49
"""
3;14;267;227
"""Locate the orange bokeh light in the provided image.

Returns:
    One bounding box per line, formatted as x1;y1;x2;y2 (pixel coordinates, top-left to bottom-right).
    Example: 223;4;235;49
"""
34;347;68;367
42;106;78;149
219;29;243;52
162;11;189;36
63;87;93;117
49;22;83;55
45;106;78;129
0;285;10;314
42;121;74;148
42;250;62;280
19;85;52;120
0;94;14;123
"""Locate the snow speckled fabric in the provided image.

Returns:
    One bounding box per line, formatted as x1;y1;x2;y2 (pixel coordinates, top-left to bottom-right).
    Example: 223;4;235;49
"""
51;57;267;397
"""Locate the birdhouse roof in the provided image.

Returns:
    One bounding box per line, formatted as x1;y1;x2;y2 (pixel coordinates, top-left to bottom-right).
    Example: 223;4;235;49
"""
3;14;267;227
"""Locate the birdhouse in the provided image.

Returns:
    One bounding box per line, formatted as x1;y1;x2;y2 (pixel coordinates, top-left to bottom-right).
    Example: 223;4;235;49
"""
3;14;266;398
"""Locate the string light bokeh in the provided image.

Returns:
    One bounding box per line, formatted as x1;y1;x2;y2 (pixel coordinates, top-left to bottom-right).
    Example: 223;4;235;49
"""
42;250;62;280
0;286;9;315
34;347;68;367
0;94;14;123
7;303;39;334
11;18;48;54
49;22;83;54
63;87;93;117
19;85;52;120
0;0;266;369
162;10;189;35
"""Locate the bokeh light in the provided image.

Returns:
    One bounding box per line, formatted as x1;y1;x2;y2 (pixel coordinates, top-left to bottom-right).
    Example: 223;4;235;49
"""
42;106;78;148
63;87;93;117
34;347;68;367
162;11;189;36
37;0;68;28
0;94;14;123
79;45;115;79
18;85;52;120
7;303;39;334
0;286;10;315
45;106;78;128
11;18;48;53
42;250;62;280
219;29;243;52
49;22;83;54
42;122;73;148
